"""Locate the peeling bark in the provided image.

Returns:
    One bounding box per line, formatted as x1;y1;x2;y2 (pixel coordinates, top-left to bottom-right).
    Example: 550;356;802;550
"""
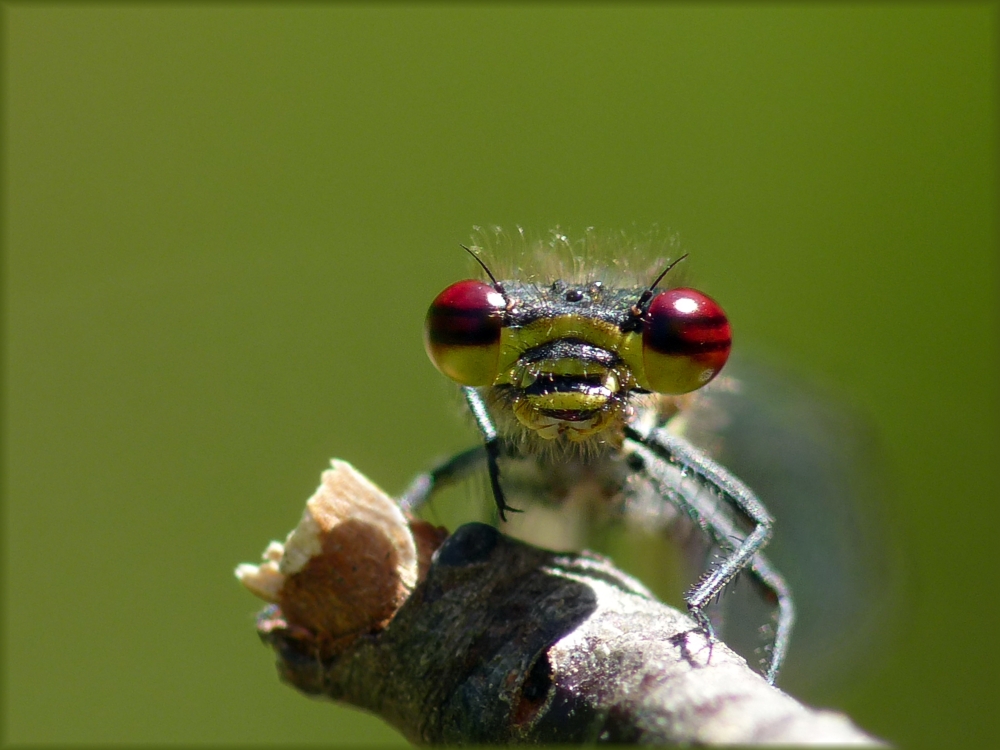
239;461;882;745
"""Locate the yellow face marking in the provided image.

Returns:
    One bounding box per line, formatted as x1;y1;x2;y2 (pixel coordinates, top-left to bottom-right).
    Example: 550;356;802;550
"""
530;358;609;378
525;391;611;412
488;312;663;441
492;313;652;391
496;315;622;373
511;397;620;441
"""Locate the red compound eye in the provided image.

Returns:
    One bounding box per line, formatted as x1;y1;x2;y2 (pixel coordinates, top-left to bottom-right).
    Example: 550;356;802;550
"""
641;288;731;394
424;280;506;386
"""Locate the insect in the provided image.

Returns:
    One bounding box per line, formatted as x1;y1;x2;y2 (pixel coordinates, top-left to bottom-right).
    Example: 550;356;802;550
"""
399;228;794;684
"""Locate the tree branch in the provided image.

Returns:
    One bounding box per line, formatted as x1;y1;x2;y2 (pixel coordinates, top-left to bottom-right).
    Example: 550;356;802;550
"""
237;460;883;745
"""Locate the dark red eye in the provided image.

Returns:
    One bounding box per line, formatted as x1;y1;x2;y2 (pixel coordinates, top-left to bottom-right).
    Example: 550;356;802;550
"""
641;287;731;394
424;280;506;386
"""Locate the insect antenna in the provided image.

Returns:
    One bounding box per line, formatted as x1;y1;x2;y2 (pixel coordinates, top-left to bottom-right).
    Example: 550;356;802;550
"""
460;243;506;294
630;253;689;316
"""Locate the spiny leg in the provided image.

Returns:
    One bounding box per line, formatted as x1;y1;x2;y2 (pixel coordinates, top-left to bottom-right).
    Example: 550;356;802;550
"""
750;553;795;683
398;444;487;513
461;386;520;521
400;388;518;520
623;424;793;684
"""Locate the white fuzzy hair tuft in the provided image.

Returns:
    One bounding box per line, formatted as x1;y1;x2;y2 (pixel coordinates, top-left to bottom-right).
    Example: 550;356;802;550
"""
465;225;690;290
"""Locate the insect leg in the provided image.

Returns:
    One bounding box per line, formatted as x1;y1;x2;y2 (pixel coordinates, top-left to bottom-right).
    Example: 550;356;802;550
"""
398;444;487;513
461;386;519;521
749;552;795;684
623;424;793;683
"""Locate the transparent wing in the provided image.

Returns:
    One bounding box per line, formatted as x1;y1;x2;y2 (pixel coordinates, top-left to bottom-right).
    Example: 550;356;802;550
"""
674;352;903;696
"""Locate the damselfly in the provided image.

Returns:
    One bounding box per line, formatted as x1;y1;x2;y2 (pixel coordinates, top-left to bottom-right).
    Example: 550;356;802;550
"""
400;227;796;683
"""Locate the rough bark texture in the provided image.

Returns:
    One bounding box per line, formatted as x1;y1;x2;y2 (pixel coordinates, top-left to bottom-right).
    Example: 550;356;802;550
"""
252;519;882;744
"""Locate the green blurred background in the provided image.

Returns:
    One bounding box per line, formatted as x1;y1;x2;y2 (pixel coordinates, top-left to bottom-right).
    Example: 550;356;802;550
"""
4;4;996;746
